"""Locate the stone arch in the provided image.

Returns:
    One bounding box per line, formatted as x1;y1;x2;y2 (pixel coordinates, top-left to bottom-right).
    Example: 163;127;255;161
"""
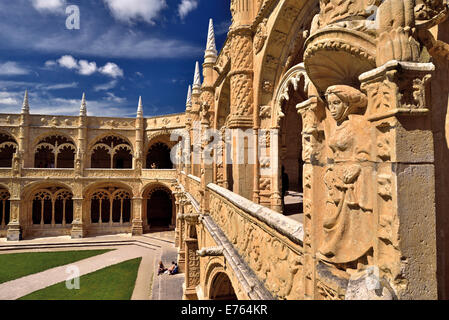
0;131;18;168
33;134;76;169
89;134;133;169
205;261;238;300
84;182;133;226
142;183;175;231
271;64;309;216
24;184;74;227
256;0;319;111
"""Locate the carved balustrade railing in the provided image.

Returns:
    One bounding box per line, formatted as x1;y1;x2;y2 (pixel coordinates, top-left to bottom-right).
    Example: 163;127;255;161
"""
206;183;305;299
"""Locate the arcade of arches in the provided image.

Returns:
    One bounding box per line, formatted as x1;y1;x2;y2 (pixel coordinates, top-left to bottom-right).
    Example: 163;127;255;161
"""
2;0;449;301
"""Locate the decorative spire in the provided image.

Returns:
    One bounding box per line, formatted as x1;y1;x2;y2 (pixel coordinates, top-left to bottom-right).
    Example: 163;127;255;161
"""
21;90;29;113
186;85;192;108
80;93;87;116
137;96;143;117
193;61;201;90
204;18;217;60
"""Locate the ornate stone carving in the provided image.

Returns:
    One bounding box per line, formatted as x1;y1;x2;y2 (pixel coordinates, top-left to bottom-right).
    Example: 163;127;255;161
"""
254;18;268;54
319;85;374;266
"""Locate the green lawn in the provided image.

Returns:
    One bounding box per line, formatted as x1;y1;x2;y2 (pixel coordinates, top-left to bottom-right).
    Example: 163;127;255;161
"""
20;257;142;300
0;249;112;284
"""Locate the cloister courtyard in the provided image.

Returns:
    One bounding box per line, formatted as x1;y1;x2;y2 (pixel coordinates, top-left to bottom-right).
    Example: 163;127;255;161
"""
0;231;183;300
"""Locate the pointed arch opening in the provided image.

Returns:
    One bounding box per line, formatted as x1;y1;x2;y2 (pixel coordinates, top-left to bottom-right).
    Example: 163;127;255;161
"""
89;187;132;225
146;142;173;169
34;135;75;169
0;133;18;168
30;187;73;226
90;136;133;169
209;272;237;300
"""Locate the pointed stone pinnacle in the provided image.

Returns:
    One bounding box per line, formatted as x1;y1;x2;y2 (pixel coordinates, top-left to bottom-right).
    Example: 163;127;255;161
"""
193;61;201;90
137;96;143;117
21;90;29;113
186;85;192;107
205;18;217;59
80;92;87;116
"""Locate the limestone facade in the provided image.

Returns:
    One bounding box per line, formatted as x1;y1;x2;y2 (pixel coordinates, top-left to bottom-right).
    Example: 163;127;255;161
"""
2;0;449;300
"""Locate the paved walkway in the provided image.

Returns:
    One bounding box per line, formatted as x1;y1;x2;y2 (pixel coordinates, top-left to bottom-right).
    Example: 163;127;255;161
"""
0;232;184;300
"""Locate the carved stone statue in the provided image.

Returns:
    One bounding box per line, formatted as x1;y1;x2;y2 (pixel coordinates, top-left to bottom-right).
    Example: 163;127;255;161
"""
319;85;374;266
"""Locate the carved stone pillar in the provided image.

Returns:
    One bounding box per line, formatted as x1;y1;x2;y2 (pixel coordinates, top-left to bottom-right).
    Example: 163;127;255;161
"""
200;103;213;213
131;197;143;236
177;198;188;272
183;213;200;300
297;96;325;300
227;23;255;200
359;60;437;299
71;198;85;239
7;199;21;241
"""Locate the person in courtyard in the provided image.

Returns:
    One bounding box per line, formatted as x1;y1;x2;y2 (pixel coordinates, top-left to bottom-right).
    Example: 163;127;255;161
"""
158;261;167;276
170;262;179;275
167;261;177;274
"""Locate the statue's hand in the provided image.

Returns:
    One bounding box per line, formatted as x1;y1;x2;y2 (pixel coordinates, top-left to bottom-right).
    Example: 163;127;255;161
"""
343;165;361;184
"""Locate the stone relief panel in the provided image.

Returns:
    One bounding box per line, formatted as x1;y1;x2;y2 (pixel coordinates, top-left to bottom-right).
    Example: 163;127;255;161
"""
209;192;303;299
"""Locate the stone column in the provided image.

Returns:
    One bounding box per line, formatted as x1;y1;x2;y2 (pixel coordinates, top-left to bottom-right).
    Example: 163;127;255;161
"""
183;213;200;300
76;93;88;176
227;24;255;200
71;198;85;239
297;95;325;300
131;197;143;236
7;198;21;241
359;60;437;299
177;197;188;272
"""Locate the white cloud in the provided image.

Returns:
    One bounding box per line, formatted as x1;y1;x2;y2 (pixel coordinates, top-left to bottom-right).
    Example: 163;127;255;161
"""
94;80;118;92
99;63;124;78
78;60;98;76
0;91;20;105
52;55;123;78
178;0;198;19
57;55;78;69
44;60;57;68
31;0;66;14
0;62;29;76
103;0;167;24
42;82;78;90
105;92;126;104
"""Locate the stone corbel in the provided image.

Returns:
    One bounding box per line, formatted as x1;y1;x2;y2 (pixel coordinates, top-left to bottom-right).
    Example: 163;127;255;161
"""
197;246;224;257
360;60;435;122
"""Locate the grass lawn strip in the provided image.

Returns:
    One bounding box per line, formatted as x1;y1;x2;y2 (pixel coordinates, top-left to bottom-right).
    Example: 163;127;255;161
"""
0;249;112;284
20;257;142;300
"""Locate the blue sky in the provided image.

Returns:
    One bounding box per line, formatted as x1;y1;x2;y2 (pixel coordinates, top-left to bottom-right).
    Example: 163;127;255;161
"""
0;0;231;117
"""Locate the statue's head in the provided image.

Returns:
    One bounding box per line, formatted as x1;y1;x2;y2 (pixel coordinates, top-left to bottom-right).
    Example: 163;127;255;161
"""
325;85;367;122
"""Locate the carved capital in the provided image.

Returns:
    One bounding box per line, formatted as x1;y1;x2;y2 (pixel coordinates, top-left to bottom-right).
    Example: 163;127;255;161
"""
360;60;435;121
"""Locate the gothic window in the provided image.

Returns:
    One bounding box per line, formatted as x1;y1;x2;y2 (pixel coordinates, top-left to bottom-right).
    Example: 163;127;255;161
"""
90;188;131;224
0;189;10;229
91;136;133;169
31;188;73;226
0;133;18;168
34;135;76;169
146;142;173;169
